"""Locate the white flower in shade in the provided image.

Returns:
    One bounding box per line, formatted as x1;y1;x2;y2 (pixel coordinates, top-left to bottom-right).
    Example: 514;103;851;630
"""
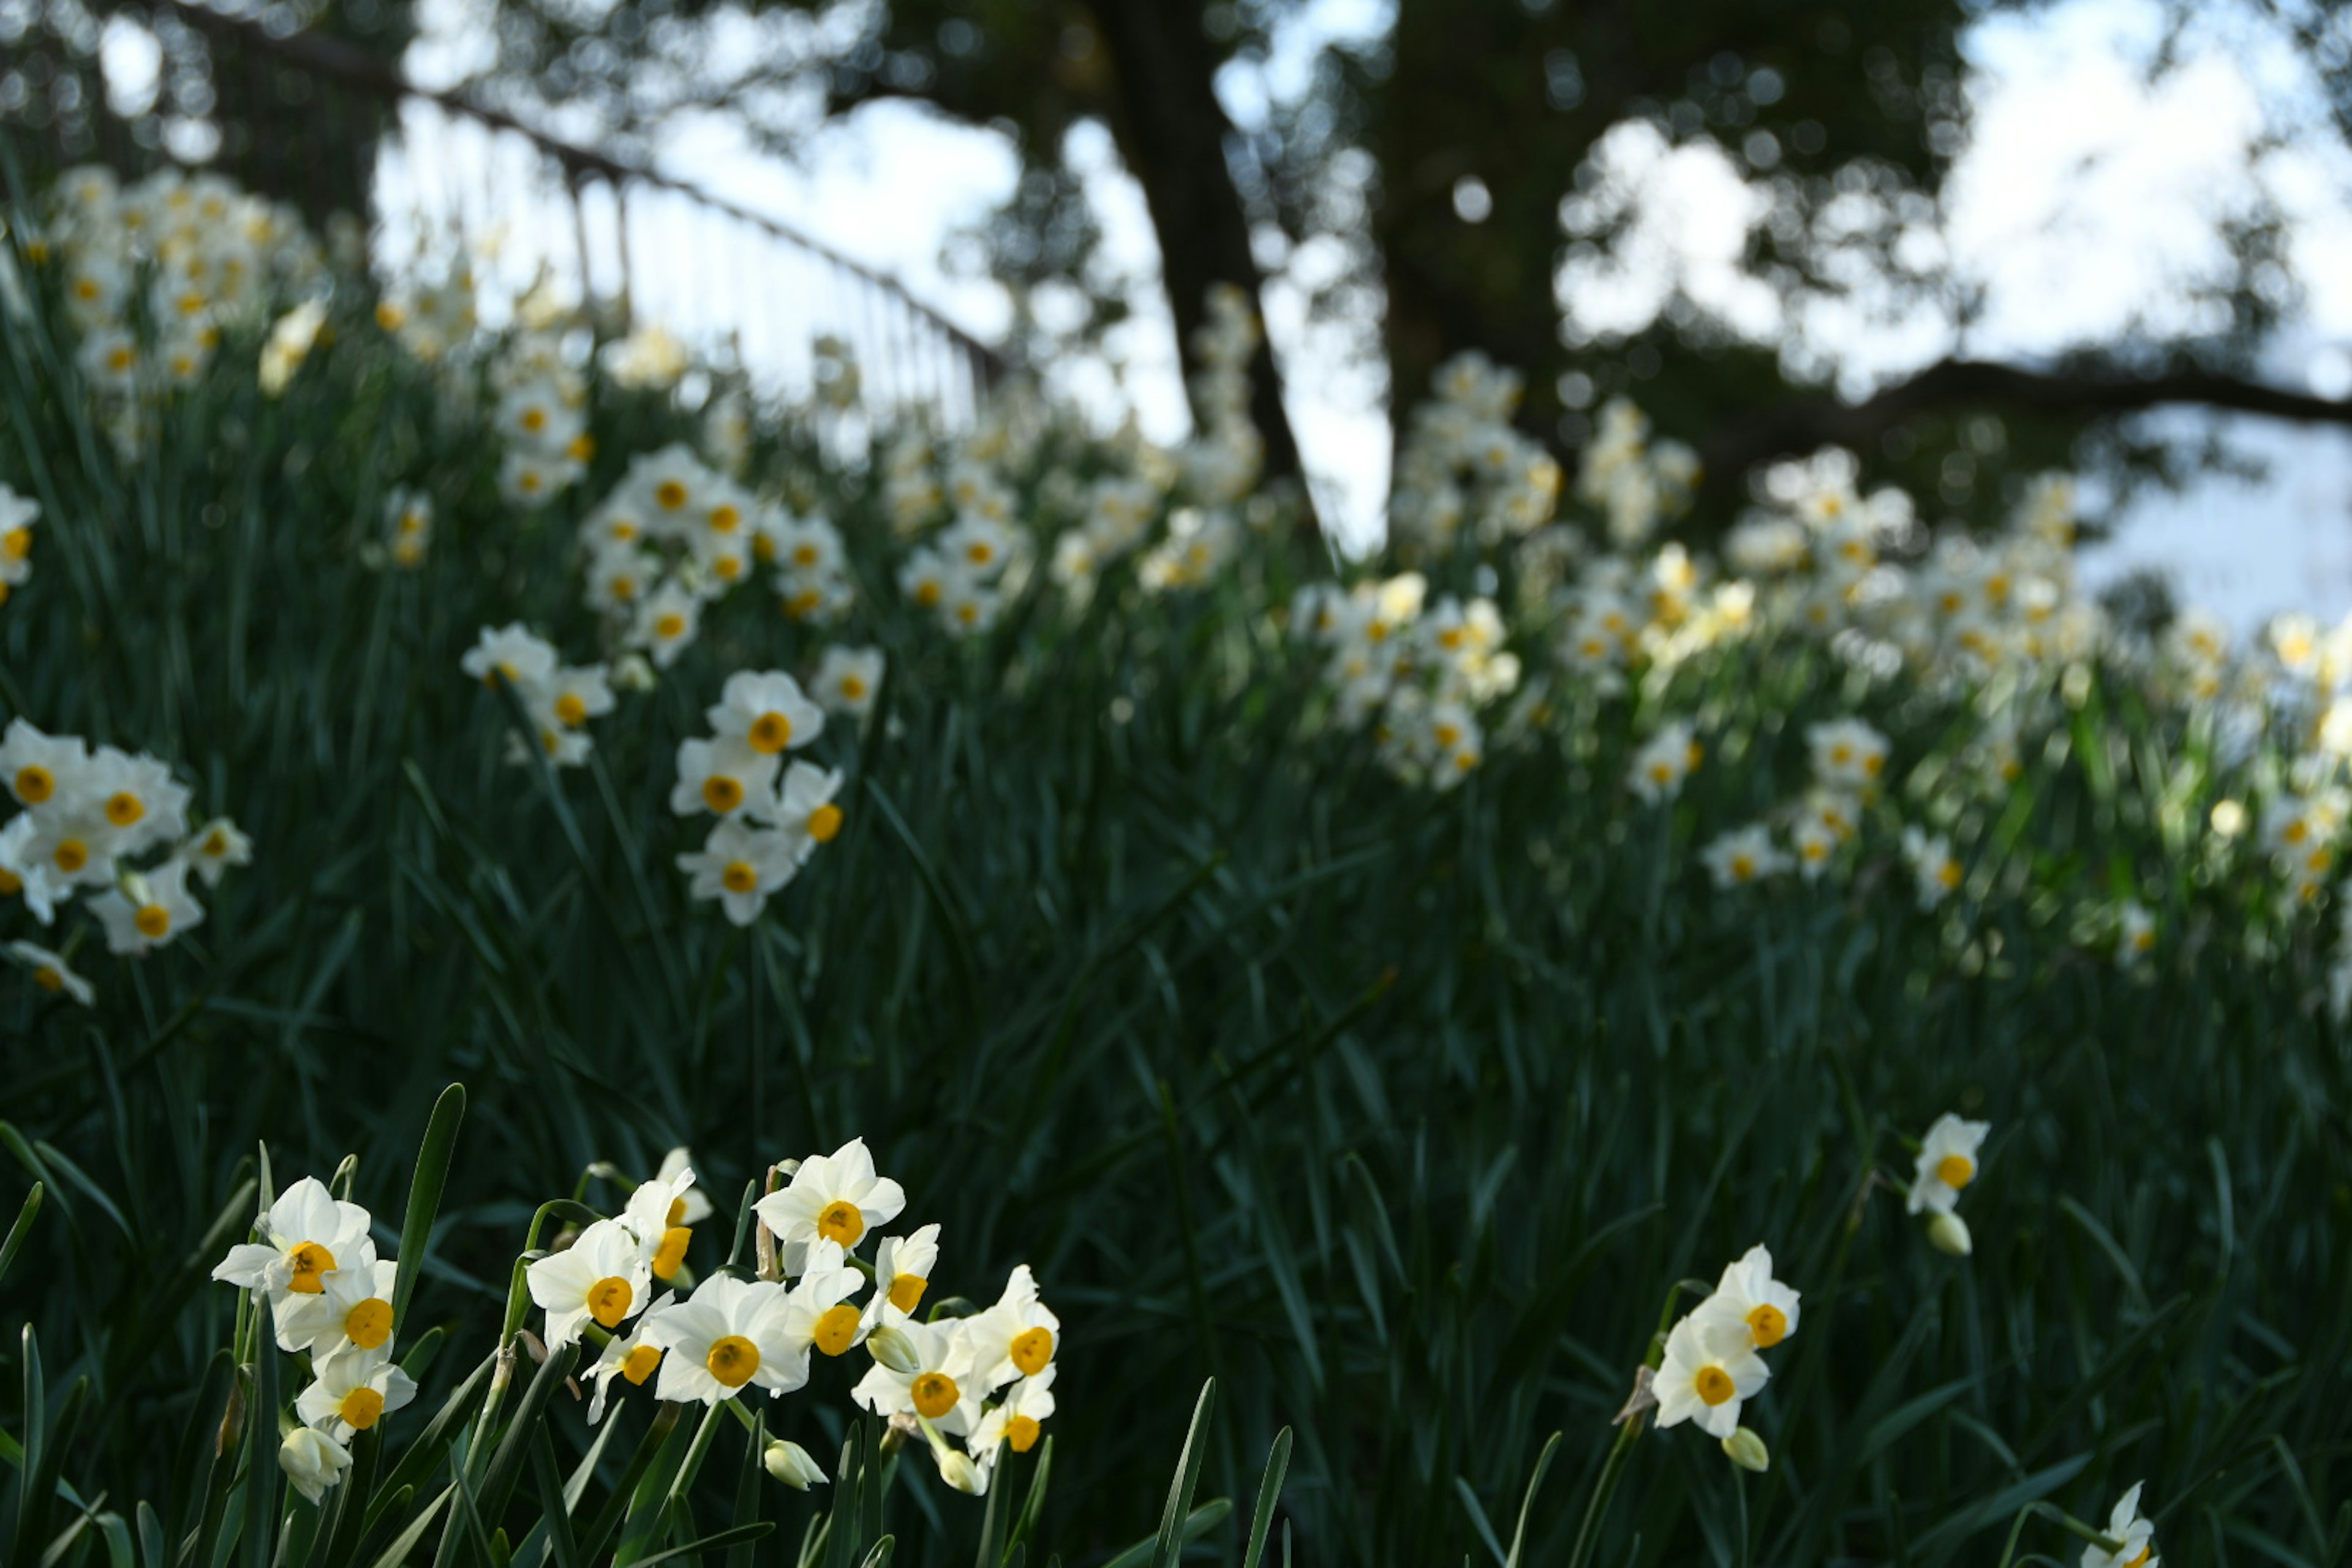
897;546;957;612
962;1264;1060;1391
275;1259;399;1357
623;1164;703;1281
1;719;88;809
2080;1483;2157;1568
584;1291;674;1424
1791;819;1839;881
1693;1245;1802;1349
1902;826;1962;911
0;816;64;924
1700;824;1789;889
812;646;885;719
1653;1316;1769;1440
671;737;780;820
26;799;119;891
2116;900;2156;965
543;665;616;734
873;1224;941;1314
461;624;559;693
1906;1113;1991;1216
764;763;845;862
642;1272;802;1406
707;671;824;758
527;1218;654;1349
752;1137;905;1261
1806;718;1890;792
81;746;190;856
968;1363;1057;1467
677;818;800;926
295;1346;418;1439
89;860;206;955
5;941;92;1005
634;581;702;668
213;1177;377;1300
279;1427;352;1505
1629;723;1700;804
178;817;254;888
849;1310;986;1435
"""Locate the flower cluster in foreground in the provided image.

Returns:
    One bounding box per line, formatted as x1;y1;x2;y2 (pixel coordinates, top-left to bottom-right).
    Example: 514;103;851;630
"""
1649;1244;1801;1464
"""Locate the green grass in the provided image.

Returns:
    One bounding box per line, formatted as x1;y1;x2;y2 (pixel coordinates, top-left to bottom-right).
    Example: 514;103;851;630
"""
0;165;2346;1568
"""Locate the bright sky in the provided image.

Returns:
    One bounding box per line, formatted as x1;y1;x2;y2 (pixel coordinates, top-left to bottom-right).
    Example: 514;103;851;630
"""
245;0;2352;626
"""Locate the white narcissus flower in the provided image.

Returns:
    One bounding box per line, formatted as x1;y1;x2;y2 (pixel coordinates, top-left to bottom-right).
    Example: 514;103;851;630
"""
81;745;190;857
179;817;254;888
1629;723;1700;804
764;763;845;862
461;624;559;693
849;1309;986;1435
584;1290;674;1425
274;1259;398;1357
1806;718;1890;792
963;1264;1060;1391
279;1427;352;1505
641;1273;803;1406
753;1137;905;1260
527;1218;653;1349
778;1238;870;1365
968;1363;1057;1467
671;737;780;820
295;1346;418;1439
1693;1245;1802;1349
5;941;92;1005
2080;1483;2158;1568
0;816;67;924
2117;900;2156;964
812;646;885;720
764;1439;829;1490
89;859;205;954
1902;826;1963;911
706;671;824;758
677;818;799;927
654;1148;716;1224
1653;1316;1768;1440
873;1224;941;1314
634;581;702;668
1907;1113;1991;1216
1;719;89;809
624;1164;703;1281
211;1177;375;1300
1700;825;1789;889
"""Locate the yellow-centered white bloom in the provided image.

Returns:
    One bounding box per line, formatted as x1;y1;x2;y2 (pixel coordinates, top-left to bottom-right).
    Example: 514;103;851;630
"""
634;581;702;668
707;671;824;758
1907;1112;1991;1216
1692;1245;1802;1349
584;1289;674;1424
528;1218;654;1349
963;1264;1060;1391
178;816;254;888
763;762;846;861
461;624;559;693
873;1224;940;1314
623;1164;703;1281
1701;825;1789;889
671;737;781;820
275;1259;399;1357
1629;722;1701;804
89;860;205;954
5;940;92;1005
849;1308;986;1435
779;1237;870;1365
1653;1315;1769;1440
812;646;885;719
1;720;88;809
968;1363;1057;1466
642;1273;802;1406
295;1345;418;1439
677;818;801;926
2079;1483;2158;1568
753;1137;905;1262
212;1177;376;1300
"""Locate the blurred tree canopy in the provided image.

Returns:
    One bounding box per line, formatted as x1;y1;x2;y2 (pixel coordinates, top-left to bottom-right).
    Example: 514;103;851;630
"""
11;0;2352;530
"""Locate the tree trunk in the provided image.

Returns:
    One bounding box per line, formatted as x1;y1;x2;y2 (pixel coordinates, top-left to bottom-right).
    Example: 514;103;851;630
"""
1084;0;1304;484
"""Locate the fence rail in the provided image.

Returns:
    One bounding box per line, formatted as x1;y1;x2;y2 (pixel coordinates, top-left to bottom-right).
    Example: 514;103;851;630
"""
2;0;1004;423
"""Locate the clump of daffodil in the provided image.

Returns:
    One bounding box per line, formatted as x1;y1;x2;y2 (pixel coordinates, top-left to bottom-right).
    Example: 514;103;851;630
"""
460;624;617;769
0;717;246;981
673;670;846;925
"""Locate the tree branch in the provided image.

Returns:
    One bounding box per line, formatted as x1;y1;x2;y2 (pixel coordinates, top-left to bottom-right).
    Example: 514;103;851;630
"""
1697;359;2352;486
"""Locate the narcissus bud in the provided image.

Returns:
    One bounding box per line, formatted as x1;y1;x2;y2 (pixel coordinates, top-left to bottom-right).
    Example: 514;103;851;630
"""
934;1448;985;1494
866;1324;922;1374
764;1439;827;1490
1928;1212;1973;1257
1721;1427;1770;1474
